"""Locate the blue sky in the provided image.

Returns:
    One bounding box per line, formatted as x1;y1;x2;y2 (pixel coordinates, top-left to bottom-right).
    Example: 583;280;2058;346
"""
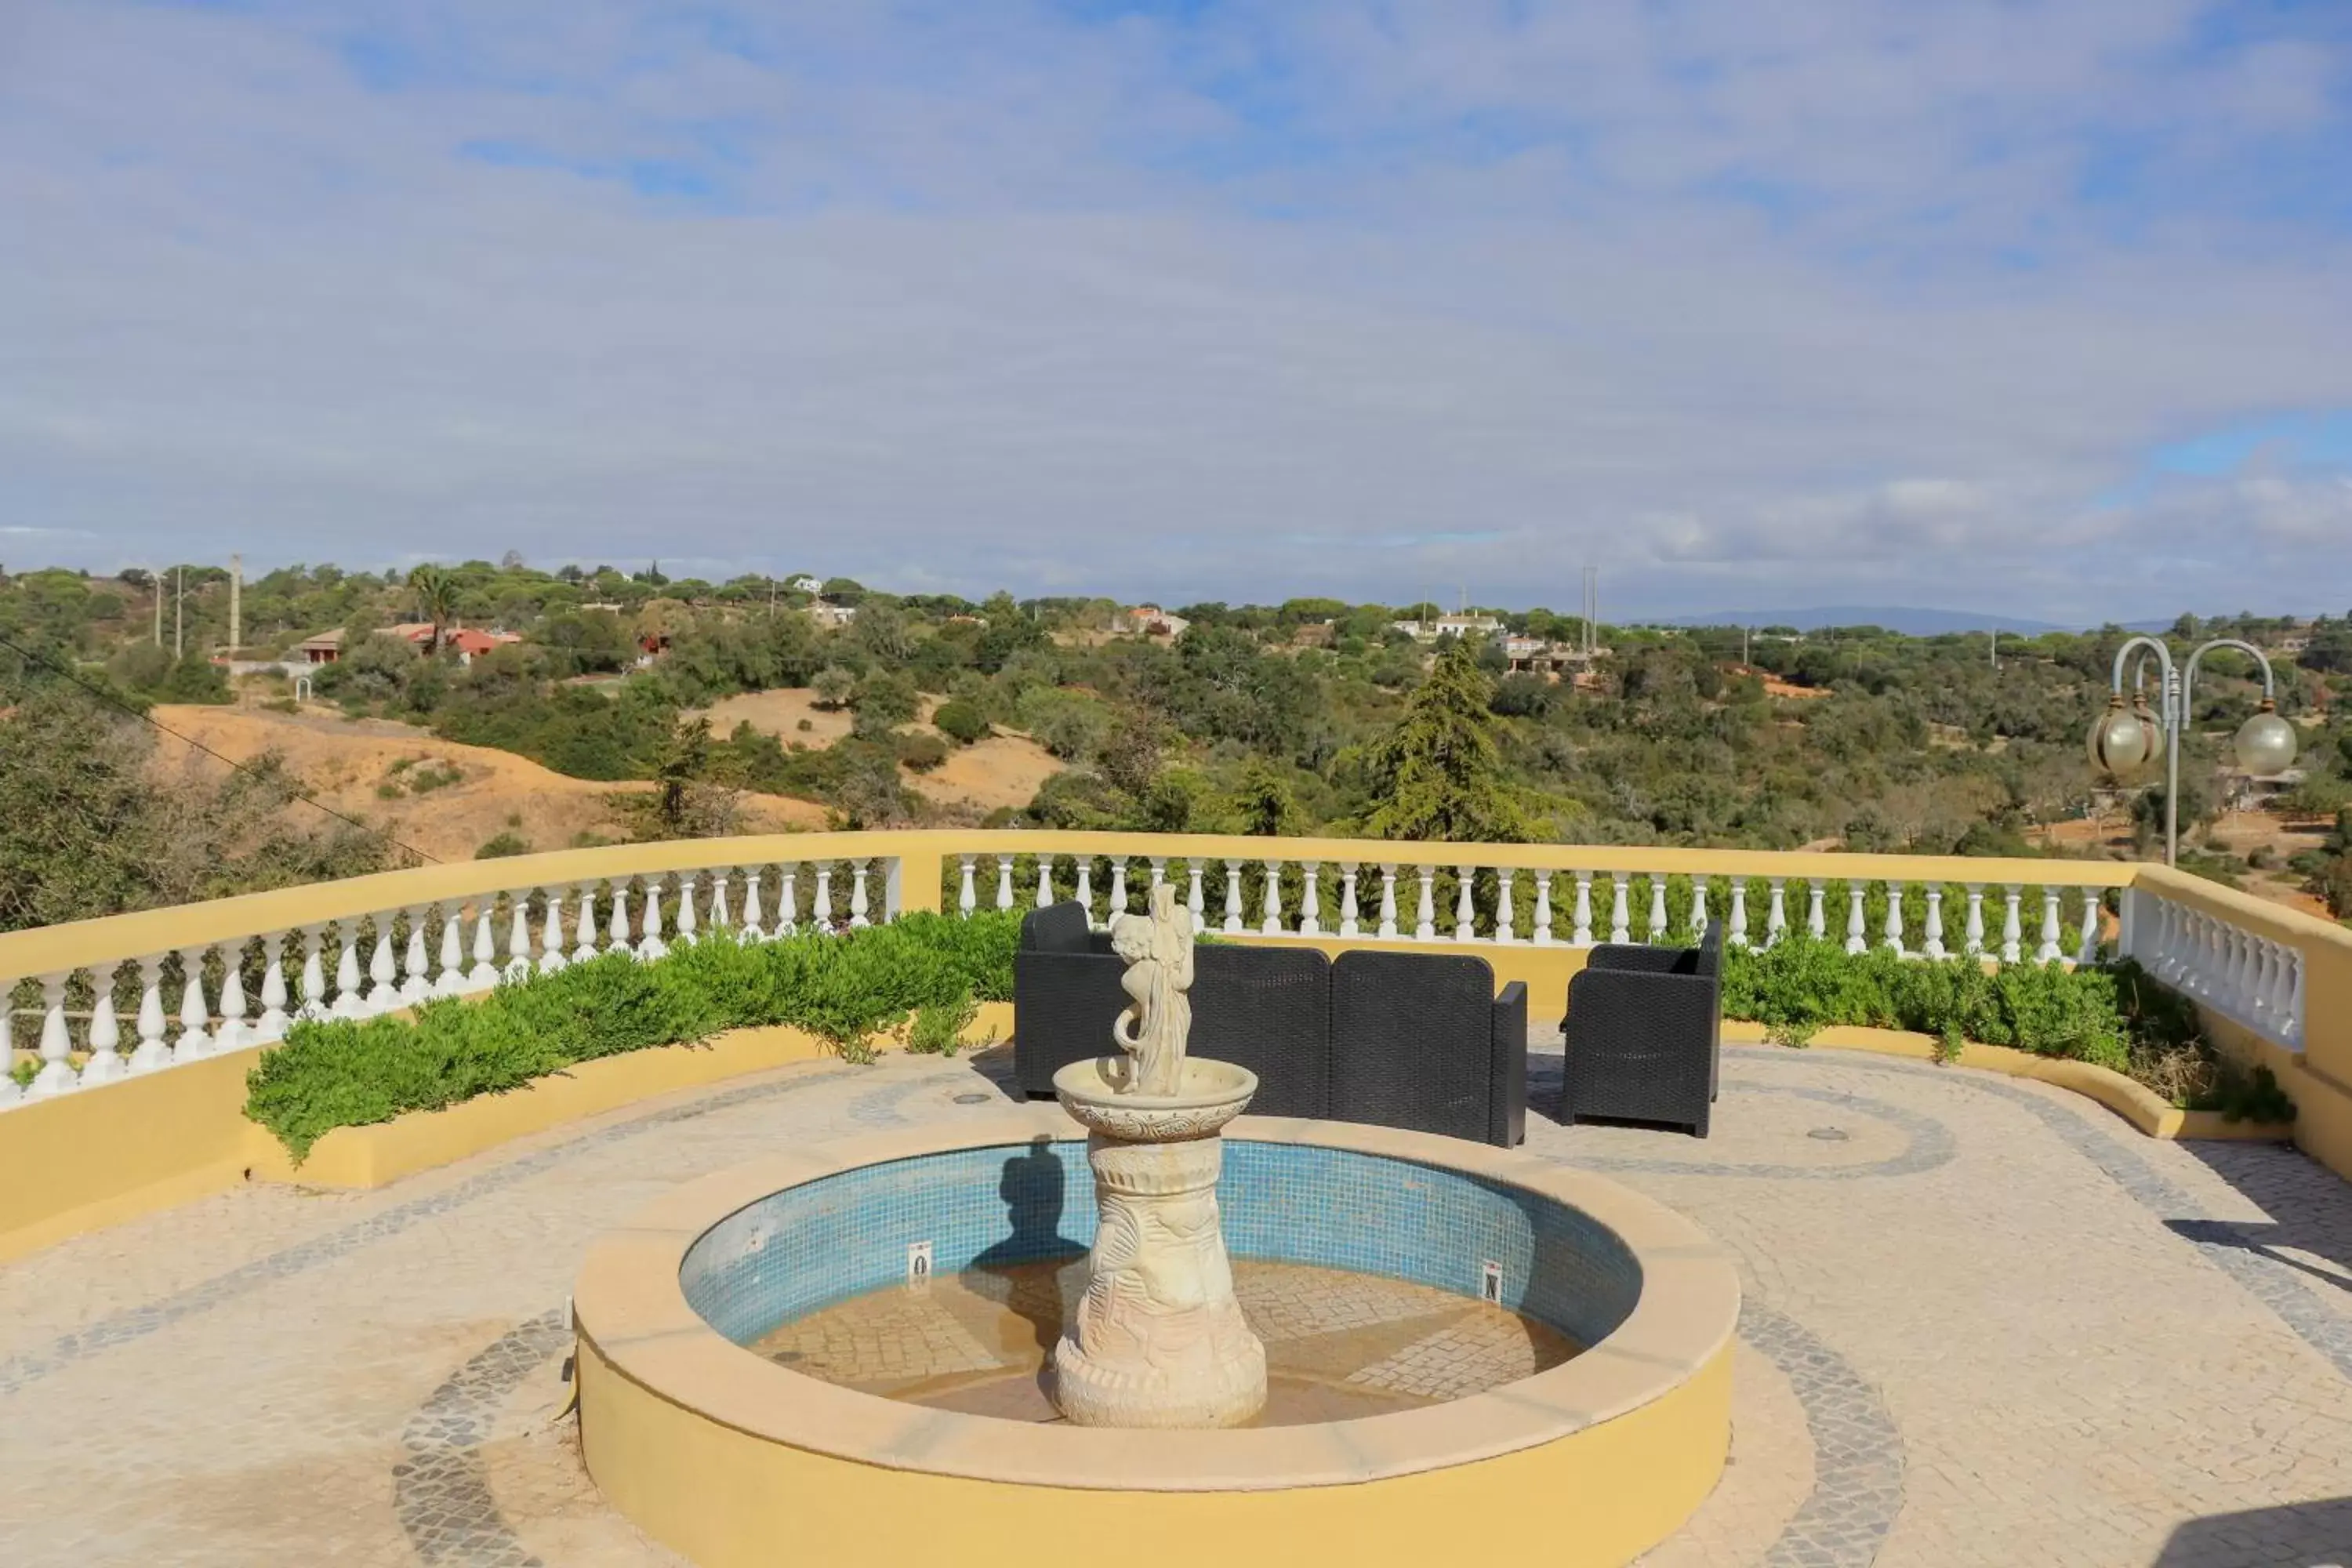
5;1;2351;621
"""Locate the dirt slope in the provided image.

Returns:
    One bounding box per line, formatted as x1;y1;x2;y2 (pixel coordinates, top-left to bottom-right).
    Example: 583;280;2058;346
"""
694;687;1064;818
152;704;826;863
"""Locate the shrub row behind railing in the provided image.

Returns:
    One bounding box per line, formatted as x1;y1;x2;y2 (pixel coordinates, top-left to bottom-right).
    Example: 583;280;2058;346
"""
243;912;1020;1160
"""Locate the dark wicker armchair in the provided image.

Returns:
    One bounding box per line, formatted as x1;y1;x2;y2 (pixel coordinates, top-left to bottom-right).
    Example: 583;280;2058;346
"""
1011;902;1124;1098
1558;923;1722;1138
1329;951;1527;1147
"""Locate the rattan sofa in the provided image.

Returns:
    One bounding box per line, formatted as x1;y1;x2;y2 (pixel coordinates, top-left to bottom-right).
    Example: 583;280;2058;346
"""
1012;902;1525;1145
1557;923;1722;1138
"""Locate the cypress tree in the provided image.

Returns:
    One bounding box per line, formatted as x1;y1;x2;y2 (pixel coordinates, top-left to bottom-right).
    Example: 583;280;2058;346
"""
1363;637;1532;843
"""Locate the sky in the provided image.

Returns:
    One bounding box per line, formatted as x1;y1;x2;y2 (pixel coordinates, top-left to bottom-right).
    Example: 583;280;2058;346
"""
5;1;2352;624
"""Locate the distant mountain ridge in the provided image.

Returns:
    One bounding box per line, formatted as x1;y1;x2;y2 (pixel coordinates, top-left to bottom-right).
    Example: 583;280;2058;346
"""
1649;605;2174;637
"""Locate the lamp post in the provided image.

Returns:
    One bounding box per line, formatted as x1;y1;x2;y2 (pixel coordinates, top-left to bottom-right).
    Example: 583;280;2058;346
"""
2088;636;2298;867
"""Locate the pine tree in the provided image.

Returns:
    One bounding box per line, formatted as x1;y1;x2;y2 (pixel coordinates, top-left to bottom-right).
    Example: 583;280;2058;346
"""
1363;637;1530;843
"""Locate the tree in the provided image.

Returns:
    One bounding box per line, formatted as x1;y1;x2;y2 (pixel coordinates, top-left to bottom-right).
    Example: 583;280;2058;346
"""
850;670;920;738
812;665;857;710
1231;761;1301;837
407;564;458;654
934;699;989;746
1362;637;1532;843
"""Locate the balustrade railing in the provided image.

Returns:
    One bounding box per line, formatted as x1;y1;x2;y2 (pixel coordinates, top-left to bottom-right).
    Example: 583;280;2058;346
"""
0;840;903;1108
1;829;2328;1112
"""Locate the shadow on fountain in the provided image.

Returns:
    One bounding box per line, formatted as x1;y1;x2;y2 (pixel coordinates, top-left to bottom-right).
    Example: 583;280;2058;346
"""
968;1135;1086;1360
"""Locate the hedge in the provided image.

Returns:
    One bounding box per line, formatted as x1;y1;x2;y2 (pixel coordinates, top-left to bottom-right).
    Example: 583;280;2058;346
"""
243;911;1019;1160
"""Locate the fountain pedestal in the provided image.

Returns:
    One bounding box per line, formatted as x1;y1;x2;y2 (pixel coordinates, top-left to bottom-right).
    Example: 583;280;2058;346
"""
1051;1057;1267;1428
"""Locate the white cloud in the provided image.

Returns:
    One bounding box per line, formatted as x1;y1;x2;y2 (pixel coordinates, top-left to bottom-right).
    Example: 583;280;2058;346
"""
2;0;2350;622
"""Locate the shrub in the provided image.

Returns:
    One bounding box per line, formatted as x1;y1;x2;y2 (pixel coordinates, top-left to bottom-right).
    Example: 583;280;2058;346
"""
244;912;1021;1159
475;831;531;858
934;699;990;746
907;989;978;1054
898;732;949;771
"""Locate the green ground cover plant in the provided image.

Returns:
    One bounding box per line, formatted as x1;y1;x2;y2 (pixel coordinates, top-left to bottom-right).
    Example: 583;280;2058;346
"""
244;910;1019;1160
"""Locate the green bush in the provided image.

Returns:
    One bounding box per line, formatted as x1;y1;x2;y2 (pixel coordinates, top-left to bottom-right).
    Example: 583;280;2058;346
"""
474;831;531;858
1722;938;2132;1071
934;699;990;745
244;910;1021;1160
898;732;949;771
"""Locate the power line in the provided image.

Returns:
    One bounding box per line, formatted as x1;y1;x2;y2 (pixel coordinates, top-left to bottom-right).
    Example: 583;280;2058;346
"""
0;631;442;865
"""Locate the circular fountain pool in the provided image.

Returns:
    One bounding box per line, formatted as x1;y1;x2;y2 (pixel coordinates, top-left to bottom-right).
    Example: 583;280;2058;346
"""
573;1108;1738;1568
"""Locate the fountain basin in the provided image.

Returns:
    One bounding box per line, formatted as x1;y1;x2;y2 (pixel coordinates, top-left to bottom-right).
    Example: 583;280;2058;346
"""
573;1107;1738;1568
1051;1055;1258;1141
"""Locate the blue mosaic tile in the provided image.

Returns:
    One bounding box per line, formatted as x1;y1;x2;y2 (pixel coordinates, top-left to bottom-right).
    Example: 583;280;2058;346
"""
680;1138;1642;1349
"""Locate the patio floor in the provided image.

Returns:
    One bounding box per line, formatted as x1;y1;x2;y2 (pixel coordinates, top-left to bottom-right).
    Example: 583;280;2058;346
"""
3;1037;2350;1566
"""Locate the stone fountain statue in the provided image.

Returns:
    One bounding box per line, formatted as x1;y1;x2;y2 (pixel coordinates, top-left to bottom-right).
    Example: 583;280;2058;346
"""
1051;885;1268;1428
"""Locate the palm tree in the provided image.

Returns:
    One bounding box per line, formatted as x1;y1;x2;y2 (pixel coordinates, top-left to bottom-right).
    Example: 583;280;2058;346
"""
407;564;458;655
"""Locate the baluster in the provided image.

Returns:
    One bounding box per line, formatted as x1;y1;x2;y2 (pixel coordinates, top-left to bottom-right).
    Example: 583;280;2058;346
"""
708;870;732;935
473;897;505;985
1036;856;1055;909
1690;876;1709;939
1076;860;1096;926
365;916;400;1012
1495;868;1517;944
1844;884;1867;955
813;864;836;931
400;906;433;1004
1149;858;1167;897
1922;887;1947;960
1338;865;1361;938
539;887;569;973
1377;865;1399;938
1300;863;1324;936
2000;886;2024;964
215;944;249;1050
1806;880;1827;941
1726;878;1749;947
777;866;800;935
2036;887;2063;964
739;869;764;941
1108;859;1129;920
1223;861;1244;934
438;900;469;995
329;924;366;1018
1186;861;1207;929
82;965;125;1086
256;935;289;1040
573;884;602;963
956;855;977;916
850;862;873;928
673;876;699;949
2247;941;2277;1025
1647;876;1669;942
179;946;216;1057
1534;871;1555;946
2285;950;2307;1047
1882;882;1905;956
296;927;328;1022
2074;889;2100;967
1415;866;1438;941
1963;885;1986;958
1610;873;1632;944
995;855;1014;912
30;975;76;1097
129;956;171;1073
1453;869;1476;942
608;880;635;955
1766;879;1788;946
509;888;539;977
1261;860;1286;935
1571;872;1594;947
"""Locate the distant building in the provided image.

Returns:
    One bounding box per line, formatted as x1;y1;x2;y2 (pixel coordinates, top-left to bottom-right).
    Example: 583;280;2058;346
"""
1115;604;1190;640
448;628;523;665
808;601;859;630
296;630;345;665
1390;613;1501;643
787;575;823;595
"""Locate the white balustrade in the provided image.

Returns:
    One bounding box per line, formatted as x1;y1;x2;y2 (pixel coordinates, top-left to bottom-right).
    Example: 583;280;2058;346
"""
1767;880;1788;946
365;920;399;1012
850;862;873;928
438;901;468;995
673;877;698;949
130;956;171;1072
531;886;564;975
1224;862;1245;935
257;937;290;1040
1882;883;1904;956
1186;862;1207;929
31;976;75;1097
296;928;328;1022
573;885;602;963
2036;888;2063;965
2121;887;2305;1051
1377;865;1399;939
1573;873;1595;947
607;880;634;956
1533;871;1555;946
1647;877;1669;942
1076;860;1096;925
179;947;216;1058
2000;886;2024;964
1036;858;1054;909
1922;886;1947;960
777;866;800;934
1414;866;1437;942
215;947;249;1051
1107;860;1128;920
995;856;1014;913
1494;869;1516;944
401;907;433;1005
812;864;836;931
1338;865;1361;938
1300;864;1324;936
1806;880;1827;941
82;969;125;1087
1844;884;1867;955
1727;879;1749;947
1261;862;1284;935
1453;870;1475;942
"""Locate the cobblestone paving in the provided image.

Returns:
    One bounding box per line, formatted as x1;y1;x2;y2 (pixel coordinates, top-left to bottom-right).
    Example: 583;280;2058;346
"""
2;1038;2350;1566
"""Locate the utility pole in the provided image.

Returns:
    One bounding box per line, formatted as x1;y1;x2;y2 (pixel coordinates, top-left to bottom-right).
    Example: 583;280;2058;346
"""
228;554;241;655
173;566;184;659
1991;627;1999;671
152;566;162;645
1742;625;1751;666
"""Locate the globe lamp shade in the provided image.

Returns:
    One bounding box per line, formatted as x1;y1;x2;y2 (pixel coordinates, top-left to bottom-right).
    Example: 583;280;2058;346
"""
2088;699;2154;782
2233;702;2298;777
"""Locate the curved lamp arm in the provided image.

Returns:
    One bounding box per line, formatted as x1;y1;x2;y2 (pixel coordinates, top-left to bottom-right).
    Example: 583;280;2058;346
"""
2109;634;2175;696
2181;637;2278;709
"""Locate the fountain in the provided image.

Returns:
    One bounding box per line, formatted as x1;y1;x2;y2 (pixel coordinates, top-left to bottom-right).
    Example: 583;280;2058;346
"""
1049;884;1266;1428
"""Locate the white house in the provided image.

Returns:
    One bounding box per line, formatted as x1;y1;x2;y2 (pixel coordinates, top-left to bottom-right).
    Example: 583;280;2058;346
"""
787;575;823;595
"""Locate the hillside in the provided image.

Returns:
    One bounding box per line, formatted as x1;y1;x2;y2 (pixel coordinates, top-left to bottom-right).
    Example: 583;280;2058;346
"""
696;687;1064;818
152;703;827;864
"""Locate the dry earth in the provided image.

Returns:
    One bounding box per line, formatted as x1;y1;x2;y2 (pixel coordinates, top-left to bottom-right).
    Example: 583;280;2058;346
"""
2033;809;2336;919
695;687;1064;819
151;703;826;863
